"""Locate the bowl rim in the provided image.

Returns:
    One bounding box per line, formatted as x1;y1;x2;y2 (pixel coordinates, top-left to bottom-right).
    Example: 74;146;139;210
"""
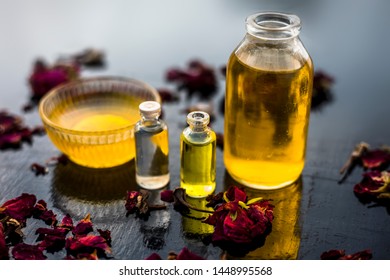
38;76;161;135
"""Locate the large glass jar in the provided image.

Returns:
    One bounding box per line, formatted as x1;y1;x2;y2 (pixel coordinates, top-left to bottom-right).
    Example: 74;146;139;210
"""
224;12;313;189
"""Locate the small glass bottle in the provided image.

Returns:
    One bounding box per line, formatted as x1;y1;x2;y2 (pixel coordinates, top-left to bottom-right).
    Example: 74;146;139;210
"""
134;101;170;189
224;12;314;189
180;111;216;198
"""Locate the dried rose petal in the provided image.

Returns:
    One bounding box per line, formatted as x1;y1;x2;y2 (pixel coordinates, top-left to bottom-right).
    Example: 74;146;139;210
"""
12;243;47;260
165;59;217;99
353;170;389;200
35;227;68;240
205;192;224;208
125;190;153;218
38;210;57;226
72;214;93;236
0;193;36;223
160;190;174;203
320;249;345;260
3;218;24;245
0;223;9;260
31;126;46;136
0;111;44;150
73;48;105;67
340;249;372;260
38;234;66;253
46;154;69;166
36;227;67;252
75;250;99;260
58;214;74;231
361;149;390;169
145;252;162;260
125;191;141;214
176;247;204;260
97;229;112;246
157;88;179;103
30;163;49;176
66;235;111;257
203;186;273;245
28;60;79;100
321;249;372;260
0;133;22;149
225;185;247;203
311;70;334;110
33;199;57;225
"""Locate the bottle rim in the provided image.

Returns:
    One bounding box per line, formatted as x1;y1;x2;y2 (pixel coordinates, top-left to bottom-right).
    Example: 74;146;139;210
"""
187;111;210;126
246;12;301;40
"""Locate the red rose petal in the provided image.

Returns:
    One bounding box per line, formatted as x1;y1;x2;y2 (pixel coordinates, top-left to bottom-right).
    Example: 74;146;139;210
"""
0;223;9;260
11;243;47;260
176;247;204;260
1;193;36;223
72;214;93;236
145;252;162;260
160;190;174;203
361;149;390;169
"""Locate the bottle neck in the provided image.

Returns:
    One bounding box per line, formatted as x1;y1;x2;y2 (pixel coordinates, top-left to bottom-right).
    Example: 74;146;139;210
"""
189;124;208;133
141;115;159;125
246;12;301;41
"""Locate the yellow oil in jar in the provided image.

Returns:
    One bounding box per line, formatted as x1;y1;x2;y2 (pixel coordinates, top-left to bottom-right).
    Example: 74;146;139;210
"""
47;100;140;168
224;53;313;189
180;132;216;198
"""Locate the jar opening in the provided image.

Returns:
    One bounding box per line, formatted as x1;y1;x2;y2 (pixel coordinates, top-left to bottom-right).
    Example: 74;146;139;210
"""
246;12;301;40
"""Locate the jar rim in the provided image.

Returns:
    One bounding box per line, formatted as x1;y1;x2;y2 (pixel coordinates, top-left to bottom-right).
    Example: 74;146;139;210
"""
246;12;301;40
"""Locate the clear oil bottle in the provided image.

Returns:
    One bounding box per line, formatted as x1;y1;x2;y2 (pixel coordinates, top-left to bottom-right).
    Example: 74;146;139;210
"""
180;111;216;198
134;101;170;189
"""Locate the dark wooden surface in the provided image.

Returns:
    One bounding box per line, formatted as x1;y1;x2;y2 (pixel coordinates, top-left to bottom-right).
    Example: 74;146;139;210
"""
1;0;390;260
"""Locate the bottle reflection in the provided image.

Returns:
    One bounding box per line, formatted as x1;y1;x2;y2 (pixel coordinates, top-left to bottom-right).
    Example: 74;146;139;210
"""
181;197;214;258
51;159;137;221
140;189;171;250
224;171;302;259
182;197;214;236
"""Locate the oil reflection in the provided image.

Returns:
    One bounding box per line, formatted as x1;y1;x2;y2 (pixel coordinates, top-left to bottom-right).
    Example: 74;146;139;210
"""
224;172;303;259
181;197;214;258
50;160;137;221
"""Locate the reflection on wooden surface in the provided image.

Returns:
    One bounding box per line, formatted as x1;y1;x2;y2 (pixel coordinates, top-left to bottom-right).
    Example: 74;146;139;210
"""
182;197;214;236
50;159;137;220
224;173;302;259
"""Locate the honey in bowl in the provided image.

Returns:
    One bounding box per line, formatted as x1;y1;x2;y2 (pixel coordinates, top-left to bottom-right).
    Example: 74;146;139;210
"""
39;77;161;168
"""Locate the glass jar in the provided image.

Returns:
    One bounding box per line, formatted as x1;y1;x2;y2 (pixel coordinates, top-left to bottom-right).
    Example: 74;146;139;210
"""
224;12;313;189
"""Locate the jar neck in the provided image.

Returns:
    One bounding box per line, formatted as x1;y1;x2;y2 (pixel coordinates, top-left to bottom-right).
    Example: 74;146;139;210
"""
246;12;301;41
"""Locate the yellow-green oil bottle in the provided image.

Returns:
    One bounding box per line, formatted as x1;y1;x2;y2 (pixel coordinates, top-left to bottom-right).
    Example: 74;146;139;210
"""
180;111;216;198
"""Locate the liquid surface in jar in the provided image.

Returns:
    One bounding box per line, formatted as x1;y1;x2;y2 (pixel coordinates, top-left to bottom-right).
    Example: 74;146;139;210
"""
46;98;141;168
224;53;313;189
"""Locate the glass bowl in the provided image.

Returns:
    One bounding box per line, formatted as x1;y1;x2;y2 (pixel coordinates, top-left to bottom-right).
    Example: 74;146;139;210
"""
39;77;161;168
